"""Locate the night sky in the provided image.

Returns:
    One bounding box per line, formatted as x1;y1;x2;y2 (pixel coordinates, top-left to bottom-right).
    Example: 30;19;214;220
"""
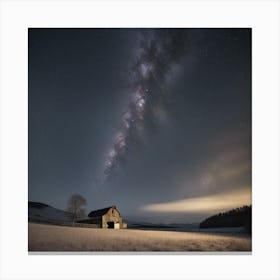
28;28;251;223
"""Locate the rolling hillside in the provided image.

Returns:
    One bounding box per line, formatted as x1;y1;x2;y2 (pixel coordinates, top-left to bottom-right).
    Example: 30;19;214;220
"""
28;201;73;224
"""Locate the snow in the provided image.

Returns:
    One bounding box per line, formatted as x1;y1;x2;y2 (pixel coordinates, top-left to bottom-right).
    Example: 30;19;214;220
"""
28;223;252;252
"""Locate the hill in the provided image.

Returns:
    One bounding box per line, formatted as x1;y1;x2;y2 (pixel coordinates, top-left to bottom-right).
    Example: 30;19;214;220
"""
199;205;252;233
28;201;73;224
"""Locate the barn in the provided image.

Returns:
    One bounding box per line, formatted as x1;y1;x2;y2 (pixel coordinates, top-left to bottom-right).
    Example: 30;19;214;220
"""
78;206;127;229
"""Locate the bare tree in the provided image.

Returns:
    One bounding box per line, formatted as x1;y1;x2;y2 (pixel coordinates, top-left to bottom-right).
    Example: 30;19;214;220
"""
67;194;87;223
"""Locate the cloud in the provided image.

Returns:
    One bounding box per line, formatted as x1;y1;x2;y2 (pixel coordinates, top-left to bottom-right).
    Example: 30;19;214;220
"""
141;188;251;214
174;124;251;200
140;126;251;216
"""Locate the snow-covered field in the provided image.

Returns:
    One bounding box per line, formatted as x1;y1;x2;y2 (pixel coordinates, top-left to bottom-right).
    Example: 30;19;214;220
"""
28;223;251;252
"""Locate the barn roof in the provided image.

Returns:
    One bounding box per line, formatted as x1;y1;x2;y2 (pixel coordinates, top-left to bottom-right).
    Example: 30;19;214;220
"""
88;206;116;217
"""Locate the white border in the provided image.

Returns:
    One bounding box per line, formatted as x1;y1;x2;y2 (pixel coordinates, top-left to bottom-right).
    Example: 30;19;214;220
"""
0;0;279;279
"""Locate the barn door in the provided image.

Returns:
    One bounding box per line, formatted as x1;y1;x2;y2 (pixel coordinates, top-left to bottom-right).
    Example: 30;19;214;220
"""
107;222;114;228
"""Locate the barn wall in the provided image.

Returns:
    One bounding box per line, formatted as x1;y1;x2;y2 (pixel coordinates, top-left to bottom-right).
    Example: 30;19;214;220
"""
102;207;123;228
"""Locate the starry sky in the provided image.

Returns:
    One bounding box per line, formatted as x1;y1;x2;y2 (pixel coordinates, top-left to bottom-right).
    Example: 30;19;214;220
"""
28;28;251;223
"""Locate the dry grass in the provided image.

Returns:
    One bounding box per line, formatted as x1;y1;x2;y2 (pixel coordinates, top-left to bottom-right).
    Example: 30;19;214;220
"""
28;222;251;252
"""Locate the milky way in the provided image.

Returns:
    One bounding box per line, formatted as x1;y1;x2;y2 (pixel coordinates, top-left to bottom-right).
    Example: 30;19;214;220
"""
102;29;191;182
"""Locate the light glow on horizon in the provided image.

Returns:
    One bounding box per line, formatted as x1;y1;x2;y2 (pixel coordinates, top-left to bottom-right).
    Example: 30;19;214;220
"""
141;188;251;214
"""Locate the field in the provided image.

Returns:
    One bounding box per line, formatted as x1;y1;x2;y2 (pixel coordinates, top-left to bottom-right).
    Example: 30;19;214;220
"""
28;222;251;252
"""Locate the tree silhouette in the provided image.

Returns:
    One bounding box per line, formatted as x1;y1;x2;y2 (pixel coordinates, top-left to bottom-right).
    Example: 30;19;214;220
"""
66;194;87;223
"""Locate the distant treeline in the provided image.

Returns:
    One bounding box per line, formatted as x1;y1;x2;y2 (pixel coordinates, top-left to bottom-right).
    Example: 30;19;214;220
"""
200;205;252;233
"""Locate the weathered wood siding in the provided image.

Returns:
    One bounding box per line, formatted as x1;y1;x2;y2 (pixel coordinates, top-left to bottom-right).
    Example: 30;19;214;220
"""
102;208;123;228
